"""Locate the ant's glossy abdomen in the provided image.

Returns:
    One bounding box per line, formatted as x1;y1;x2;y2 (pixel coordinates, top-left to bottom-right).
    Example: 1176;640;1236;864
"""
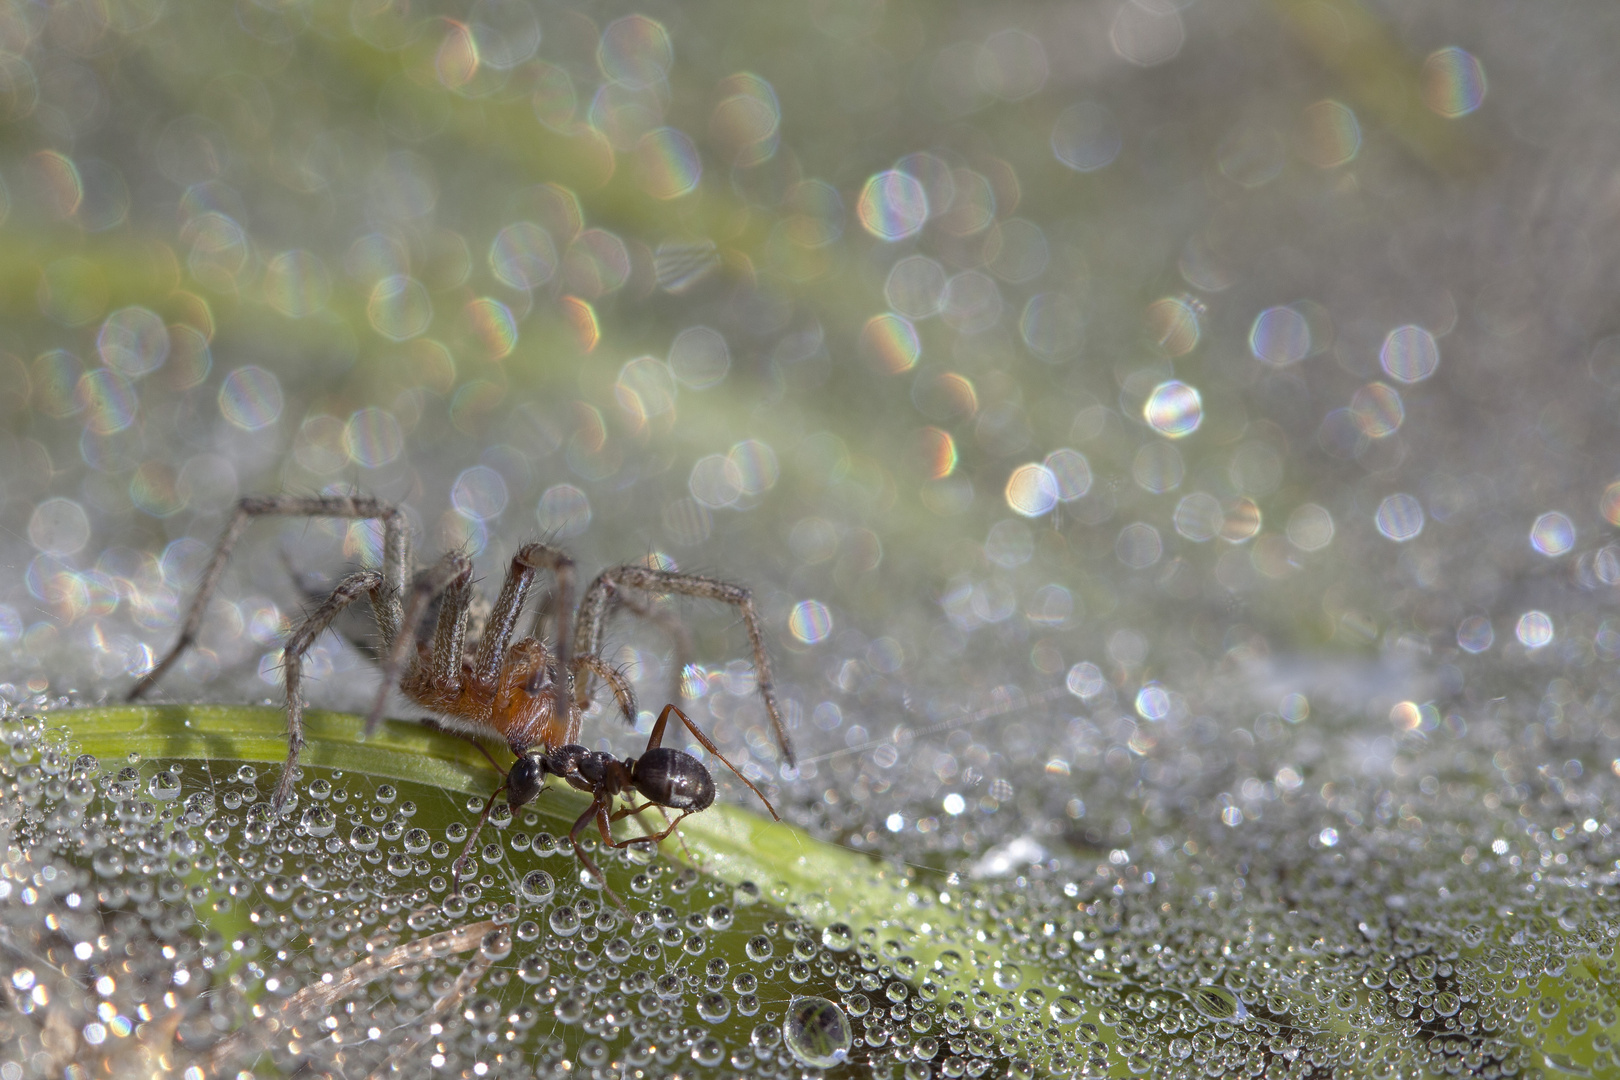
634;747;715;812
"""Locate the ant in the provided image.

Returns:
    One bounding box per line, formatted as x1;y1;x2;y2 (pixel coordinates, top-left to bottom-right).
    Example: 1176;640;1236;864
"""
128;494;794;888
481;702;779;907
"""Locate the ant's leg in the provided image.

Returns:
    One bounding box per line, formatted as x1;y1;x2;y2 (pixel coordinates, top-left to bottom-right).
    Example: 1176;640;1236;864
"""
571;653;637;724
452;776;508;895
365;553;471;736
130;494;409;701
646;704;780;820
608;799;695;858
575;566;794;766
568;797;628;910
601;806;694;848
470;542;576;722
275;570;384;810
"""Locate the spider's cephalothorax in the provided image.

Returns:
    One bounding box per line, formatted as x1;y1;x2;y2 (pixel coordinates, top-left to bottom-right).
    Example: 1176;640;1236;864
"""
128;494;796;814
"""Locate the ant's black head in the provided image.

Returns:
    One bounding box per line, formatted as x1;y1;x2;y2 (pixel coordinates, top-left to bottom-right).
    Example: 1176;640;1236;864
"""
507;752;546;809
632;747;715;812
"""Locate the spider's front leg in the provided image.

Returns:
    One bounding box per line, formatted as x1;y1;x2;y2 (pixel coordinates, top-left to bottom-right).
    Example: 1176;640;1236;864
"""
468;541;577;724
575;566;796;767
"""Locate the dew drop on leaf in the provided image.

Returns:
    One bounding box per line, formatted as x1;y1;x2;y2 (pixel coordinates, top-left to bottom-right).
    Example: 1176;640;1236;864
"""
782;996;852;1068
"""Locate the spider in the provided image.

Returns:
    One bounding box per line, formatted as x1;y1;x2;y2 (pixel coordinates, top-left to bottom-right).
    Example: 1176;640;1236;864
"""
127;494;796;825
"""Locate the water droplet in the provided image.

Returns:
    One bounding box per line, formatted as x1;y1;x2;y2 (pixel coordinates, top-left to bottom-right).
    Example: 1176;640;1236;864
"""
548;904;580;936
821;922;854;952
745;934;773;961
478;929;511;961
300;805;336;837
1189;985;1246;1022
782;996;852;1068
147;770;180;800
1049;995;1084;1024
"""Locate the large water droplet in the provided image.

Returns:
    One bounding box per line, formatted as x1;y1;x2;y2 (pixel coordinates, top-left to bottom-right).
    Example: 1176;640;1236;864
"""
821;922;854;951
782;996;852;1068
1190;985;1247;1022
520;869;555;905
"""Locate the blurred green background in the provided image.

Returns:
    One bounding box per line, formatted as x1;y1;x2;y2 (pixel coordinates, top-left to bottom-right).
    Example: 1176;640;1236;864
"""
5;0;1620;1076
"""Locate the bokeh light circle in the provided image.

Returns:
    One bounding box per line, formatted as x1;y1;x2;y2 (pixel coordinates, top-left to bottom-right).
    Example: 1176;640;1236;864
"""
1044;448;1092;501
1173;493;1222;542
263;250;332;319
1300;100;1361;168
489;222;557;291
598;15;673;90
669;326;730;389
1249;306;1311;366
1066;661;1105;699
463;297;517;359
218;366;283;432
856;170;929;241
1529;511;1575;556
1350;382;1404;438
28;497;91;556
96;306;169;376
1516;610;1553;649
368;275;433;341
1051;102;1121;172
1374;493;1424;542
1380;325;1439;383
1116;522;1163;568
884;255;947;318
1143;380;1202;437
859;313;920;374
788;600;832;644
451;465;509;522
536;483;592;538
1005;464;1060;518
1602;480;1620;526
77;368;138;434
1135;683;1171;721
1422;47;1486;118
1457;615;1494;654
1286;503;1334;552
344;407;404;468
636;127;703;199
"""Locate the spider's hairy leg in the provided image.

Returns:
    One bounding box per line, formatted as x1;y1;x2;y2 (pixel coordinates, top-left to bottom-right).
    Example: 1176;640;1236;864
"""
472;541;577;722
576;565;796;766
276;569;384;810
365;552;472;737
129;494;410;700
572;652;638;725
599;586;694;717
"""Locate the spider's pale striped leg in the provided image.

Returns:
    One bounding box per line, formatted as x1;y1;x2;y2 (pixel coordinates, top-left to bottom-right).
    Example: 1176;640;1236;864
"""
470;542;577;730
275;569;383;810
602;587;693;721
129;494;410;700
575;566;795;767
364;553;472;736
